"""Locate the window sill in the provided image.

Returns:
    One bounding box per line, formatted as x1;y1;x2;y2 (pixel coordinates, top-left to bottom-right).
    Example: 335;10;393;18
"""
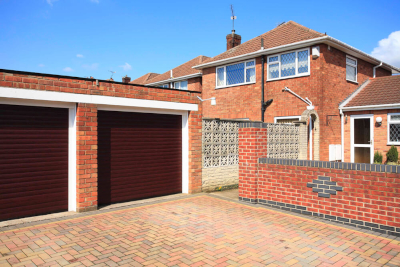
387;143;400;146
215;81;256;90
346;79;358;84
266;73;310;82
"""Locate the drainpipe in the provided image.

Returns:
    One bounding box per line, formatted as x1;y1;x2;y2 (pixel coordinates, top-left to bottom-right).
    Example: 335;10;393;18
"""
373;62;382;78
261;55;265;122
340;108;344;162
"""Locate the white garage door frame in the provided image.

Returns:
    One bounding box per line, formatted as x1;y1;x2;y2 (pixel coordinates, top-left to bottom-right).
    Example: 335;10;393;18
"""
97;105;190;194
0;87;197;213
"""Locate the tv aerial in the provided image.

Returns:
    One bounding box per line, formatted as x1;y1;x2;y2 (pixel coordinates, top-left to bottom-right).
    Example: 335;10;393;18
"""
230;5;237;32
108;70;116;79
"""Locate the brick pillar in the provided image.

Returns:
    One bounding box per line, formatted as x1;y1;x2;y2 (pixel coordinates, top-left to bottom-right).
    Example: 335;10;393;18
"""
76;103;98;212
238;123;268;202
188;107;203;193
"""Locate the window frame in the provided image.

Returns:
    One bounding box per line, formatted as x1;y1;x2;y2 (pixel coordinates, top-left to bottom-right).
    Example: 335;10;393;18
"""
267;48;310;81
387;113;400;145
346;55;358;83
173;80;188;90
215;59;256;89
274;116;301;124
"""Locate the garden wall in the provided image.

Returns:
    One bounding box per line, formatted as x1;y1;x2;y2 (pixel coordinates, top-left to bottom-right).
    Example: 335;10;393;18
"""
239;122;400;236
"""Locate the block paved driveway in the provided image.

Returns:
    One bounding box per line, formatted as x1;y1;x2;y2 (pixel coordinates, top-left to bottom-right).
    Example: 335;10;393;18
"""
1;195;400;267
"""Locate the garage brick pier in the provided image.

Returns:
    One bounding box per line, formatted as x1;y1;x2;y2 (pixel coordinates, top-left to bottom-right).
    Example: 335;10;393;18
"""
0;69;202;218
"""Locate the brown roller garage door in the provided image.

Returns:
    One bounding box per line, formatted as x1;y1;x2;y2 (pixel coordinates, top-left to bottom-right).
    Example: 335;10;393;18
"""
0;104;69;221
98;110;182;205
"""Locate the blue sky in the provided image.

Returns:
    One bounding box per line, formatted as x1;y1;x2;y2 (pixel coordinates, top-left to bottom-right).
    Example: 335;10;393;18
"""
1;0;399;81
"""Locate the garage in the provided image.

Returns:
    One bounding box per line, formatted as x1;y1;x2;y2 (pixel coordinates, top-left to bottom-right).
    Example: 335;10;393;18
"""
0;104;69;221
98;110;182;205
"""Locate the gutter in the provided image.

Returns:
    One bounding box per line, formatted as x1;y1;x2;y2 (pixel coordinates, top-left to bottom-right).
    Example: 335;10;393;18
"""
145;73;202;86
192;36;400;74
341;103;400;111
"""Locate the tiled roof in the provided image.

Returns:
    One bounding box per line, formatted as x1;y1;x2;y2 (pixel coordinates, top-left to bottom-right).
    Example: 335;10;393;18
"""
131;73;160;85
344;75;400;107
200;21;325;65
145;55;210;84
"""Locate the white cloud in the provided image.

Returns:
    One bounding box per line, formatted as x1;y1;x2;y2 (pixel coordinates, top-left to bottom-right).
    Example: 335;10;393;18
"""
82;63;99;70
63;67;74;72
38;64;45;67
76;54;84;58
46;0;58;6
90;0;99;3
371;31;400;68
119;63;132;71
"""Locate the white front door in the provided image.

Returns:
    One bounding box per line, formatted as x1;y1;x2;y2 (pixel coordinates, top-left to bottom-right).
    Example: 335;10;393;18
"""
351;115;374;163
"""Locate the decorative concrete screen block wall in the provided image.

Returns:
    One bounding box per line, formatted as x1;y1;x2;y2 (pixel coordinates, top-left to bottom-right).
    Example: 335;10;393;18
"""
266;123;299;159
202;119;239;191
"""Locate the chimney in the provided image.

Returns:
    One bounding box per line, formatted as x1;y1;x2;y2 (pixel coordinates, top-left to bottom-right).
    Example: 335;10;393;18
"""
226;30;241;50
122;75;131;83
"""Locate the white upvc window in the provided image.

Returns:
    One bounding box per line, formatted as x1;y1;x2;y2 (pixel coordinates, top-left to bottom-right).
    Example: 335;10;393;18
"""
174;80;188;90
274;116;301;124
216;59;256;88
388;113;400;145
346;56;357;82
161;84;169;88
267;48;310;81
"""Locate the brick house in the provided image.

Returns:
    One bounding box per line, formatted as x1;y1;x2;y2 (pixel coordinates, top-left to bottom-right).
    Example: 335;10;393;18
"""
133;55;209;92
339;75;400;163
192;21;400;161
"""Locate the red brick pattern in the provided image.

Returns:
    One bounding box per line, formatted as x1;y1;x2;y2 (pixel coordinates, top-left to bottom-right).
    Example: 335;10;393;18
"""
255;163;400;228
238;127;268;200
76;103;98;212
238;126;400;229
1;196;400;266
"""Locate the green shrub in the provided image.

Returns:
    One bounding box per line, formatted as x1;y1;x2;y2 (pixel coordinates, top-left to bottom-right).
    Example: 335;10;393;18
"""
374;151;383;164
386;145;398;164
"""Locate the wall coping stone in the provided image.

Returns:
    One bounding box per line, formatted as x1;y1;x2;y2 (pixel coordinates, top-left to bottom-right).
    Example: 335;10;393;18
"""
258;157;400;174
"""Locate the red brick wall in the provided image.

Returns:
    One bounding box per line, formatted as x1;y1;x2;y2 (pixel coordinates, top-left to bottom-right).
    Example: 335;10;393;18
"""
255;163;400;228
188;77;202;92
238;127;268;200
343;109;400;163
0;71;203;211
76;103;98;212
238;125;400;230
201;44;392;160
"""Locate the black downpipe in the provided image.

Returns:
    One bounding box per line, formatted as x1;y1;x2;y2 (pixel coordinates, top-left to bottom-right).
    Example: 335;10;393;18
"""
261;55;265;122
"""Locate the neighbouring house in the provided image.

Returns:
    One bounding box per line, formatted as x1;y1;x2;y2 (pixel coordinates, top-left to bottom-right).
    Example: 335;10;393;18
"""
131;72;159;84
192;21;400;162
134;55;210;91
339;75;400;163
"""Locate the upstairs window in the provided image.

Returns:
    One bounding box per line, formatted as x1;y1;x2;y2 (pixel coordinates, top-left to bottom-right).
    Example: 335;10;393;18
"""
161;84;169;88
216;59;255;88
267;48;310;81
346;56;357;82
174;80;188;90
388;113;400;145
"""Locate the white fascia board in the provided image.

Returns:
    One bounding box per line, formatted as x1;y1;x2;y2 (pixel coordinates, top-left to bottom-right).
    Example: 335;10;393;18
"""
342;103;400;112
145;73;202;86
193;36;400;74
338;79;371;109
0;87;198;111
